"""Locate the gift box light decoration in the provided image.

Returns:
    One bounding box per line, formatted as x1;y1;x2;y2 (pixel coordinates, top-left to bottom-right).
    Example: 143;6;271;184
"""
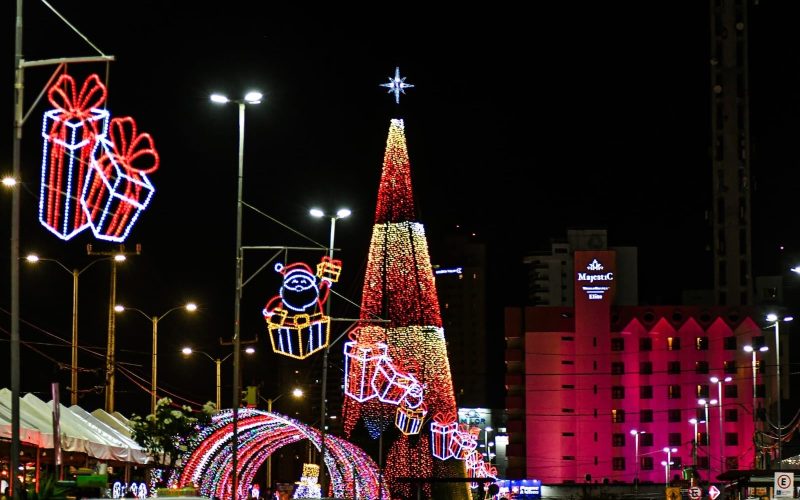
293;463;321;499
343;332;388;402
82;116;159;242
39;73;109;240
316;255;343;283
263;259;336;359
430;412;458;460
39;72;160;243
395;402;427;436
448;423;479;460
341;118;465;495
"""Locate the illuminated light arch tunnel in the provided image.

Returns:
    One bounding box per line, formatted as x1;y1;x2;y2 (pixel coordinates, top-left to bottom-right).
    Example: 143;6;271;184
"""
174;409;389;499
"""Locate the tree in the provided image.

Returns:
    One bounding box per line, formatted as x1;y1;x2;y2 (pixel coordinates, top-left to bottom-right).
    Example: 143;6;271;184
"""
129;397;215;467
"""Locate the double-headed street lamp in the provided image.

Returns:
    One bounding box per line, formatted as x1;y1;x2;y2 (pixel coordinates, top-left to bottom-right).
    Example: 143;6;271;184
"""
698;398;717;471
765;313;793;465
744;343;769;466
264;388;304;490
115;302;197;413
211;90;262;500
661;447;677;487
710;375;732;472
181;346;255;410
629;430;645;489
309;206;350;489
25;253;121;405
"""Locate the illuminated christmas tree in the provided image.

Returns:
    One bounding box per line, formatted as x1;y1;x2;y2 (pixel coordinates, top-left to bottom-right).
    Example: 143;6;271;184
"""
342;118;468;498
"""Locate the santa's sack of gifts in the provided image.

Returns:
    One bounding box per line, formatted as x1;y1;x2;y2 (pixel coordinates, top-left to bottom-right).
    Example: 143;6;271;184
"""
430;413;458;460
394;402;427;436
343;338;388;402
370;357;420;405
39;73;109;240
81;117;158;242
448;424;478;459
316;255;343;283
268;312;330;360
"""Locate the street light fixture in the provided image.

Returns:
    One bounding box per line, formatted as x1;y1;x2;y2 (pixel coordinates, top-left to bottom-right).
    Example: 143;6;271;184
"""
698;398;717;472
744;343;769;466
662;447;677;487
710;375;733;472
211;90;262;500
630;430;645;489
309;206;350;490
264;388;304;490
24;253;116;405
689;419;699;469
766;313;792;465
115;302;197;413
181;346;254;410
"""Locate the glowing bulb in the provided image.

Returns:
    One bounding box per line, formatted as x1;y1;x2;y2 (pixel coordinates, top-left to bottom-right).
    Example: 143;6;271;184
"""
181;347;192;355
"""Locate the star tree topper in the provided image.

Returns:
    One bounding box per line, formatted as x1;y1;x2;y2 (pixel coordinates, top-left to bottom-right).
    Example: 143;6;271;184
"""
380;66;414;104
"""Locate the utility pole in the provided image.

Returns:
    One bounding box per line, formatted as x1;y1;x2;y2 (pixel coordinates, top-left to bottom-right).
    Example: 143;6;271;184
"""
87;243;140;413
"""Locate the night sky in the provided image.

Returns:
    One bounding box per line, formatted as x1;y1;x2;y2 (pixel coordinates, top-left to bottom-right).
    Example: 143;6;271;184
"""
2;2;800;416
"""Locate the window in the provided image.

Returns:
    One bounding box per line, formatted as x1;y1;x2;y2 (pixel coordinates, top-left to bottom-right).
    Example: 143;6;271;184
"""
640;362;653;375
612;386;625;399
562;336;574;341
612;457;626;471
756;384;766;398
562;432;575;437
668;409;682;422
562;384;575;389
698;432;708;446
672;456;682;468
724;385;738;398
640;338;652;351
667;337;681;351
698;456;709;470
640;386;653;399
724;336;737;350
697;384;709;399
641;457;654;470
562;408;575;413
612;409;625;423
611;338;625;351
724;360;737;374
561;360;574;365
669;433;682;447
696;361;709;374
641;433;653;447
725;409;738;422
668;385;681;399
668;361;681;374
726;457;739;470
562;455;575;460
612;433;625;447
640;409;653;423
696;337;709;350
611;362;625;375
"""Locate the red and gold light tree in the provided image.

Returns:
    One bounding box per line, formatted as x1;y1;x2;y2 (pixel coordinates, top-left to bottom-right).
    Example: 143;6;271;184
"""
342;118;469;498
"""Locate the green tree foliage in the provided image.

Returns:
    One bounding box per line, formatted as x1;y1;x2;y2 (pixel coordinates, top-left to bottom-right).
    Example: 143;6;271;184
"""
129;397;215;467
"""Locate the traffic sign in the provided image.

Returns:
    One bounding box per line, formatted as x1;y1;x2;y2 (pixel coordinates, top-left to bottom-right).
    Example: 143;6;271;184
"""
708;485;721;500
689;486;702;499
775;472;794;497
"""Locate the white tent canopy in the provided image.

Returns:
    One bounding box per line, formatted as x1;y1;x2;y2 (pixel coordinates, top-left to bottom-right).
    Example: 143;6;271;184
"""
0;389;149;465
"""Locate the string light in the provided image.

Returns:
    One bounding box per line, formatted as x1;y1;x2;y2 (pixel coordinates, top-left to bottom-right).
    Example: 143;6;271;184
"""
342;118;464;495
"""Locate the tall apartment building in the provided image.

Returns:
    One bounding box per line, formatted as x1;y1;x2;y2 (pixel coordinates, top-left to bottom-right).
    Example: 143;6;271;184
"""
505;250;764;483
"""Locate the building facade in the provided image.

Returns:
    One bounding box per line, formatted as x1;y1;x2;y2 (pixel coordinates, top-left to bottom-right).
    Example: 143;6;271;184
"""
505;250;765;483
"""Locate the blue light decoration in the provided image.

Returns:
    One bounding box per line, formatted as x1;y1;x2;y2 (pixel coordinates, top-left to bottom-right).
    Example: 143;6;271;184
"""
380;66;414;104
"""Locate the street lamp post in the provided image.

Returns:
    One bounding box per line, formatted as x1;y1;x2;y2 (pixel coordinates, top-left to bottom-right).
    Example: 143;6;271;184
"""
310;206;350;490
211;90;262;500
689;419;699;469
116;303;197;413
662;447;677;487
265;388;303;491
744;344;769;467
484;426;493;464
630;430;644;491
766;313;793;466
710;376;732;472
698;398;716;473
181;347;247;410
25;254;114;405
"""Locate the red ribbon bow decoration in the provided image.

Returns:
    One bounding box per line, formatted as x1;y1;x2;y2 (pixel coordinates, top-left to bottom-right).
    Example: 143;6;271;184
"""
47;73;107;130
83;117;159;239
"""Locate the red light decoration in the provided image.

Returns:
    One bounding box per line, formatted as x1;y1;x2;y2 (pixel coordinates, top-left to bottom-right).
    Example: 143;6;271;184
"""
39;73;108;240
263;260;336;359
394;402;427;436
82;116;159;242
39;72;159;243
342;119;465;495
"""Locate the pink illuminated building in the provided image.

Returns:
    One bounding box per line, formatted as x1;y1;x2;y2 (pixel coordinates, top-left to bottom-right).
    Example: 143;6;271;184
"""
504;250;765;484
